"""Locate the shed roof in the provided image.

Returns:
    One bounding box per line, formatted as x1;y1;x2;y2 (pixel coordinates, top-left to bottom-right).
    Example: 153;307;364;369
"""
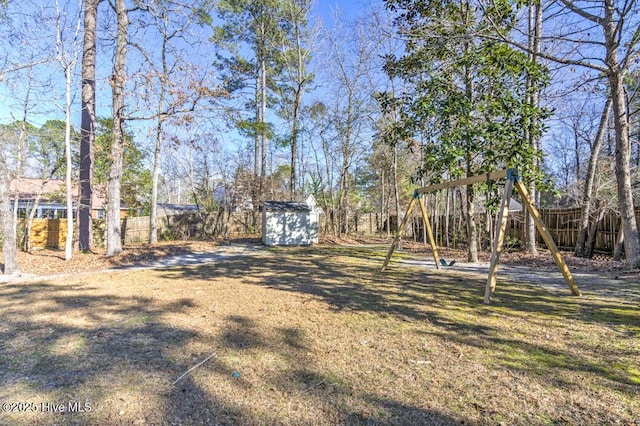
157;203;201;215
263;201;311;213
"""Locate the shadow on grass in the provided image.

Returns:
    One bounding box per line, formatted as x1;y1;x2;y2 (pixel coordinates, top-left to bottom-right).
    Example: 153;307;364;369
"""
162;245;639;329
215;311;465;425
0;281;249;425
2;244;637;424
0;275;464;425
159;245;640;390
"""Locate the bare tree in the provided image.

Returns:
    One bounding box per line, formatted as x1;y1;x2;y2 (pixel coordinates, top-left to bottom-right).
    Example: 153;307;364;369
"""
0;134;20;275
575;98;612;257
106;0;128;257
0;2;52;274
322;9;377;236
275;0;315;198
54;0;83;261
129;1;220;244
486;0;640;267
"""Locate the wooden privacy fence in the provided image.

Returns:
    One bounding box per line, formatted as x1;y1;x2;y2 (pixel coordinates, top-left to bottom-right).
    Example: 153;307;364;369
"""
19;219;70;249
19;207;640;255
407;206;640;256
21;212;258;249
93;214;225;246
507;207;640;253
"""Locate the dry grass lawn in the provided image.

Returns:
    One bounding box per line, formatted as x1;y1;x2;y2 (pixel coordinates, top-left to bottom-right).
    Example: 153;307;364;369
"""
0;244;639;425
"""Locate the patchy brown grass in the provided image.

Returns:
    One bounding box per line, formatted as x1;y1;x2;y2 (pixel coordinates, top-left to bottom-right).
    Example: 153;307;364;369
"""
0;244;638;425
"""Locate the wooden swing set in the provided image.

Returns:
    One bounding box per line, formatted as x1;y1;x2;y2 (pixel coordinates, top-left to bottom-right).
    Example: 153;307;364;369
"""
381;169;582;304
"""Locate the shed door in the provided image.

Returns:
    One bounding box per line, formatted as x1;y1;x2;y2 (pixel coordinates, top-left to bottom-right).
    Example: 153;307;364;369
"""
282;212;310;245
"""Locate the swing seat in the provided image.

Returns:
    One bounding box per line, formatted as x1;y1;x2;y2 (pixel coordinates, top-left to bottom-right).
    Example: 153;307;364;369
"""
440;258;456;267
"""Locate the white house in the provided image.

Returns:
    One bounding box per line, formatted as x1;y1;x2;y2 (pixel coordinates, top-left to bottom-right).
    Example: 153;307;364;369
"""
262;195;323;246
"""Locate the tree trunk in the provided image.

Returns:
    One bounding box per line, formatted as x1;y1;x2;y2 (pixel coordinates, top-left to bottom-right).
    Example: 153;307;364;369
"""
106;0;128;257
392;143;401;247
150;118;162;244
585;201;605;259
254;74;260;180
13;112;29;251
444;188;451;247
260;55;267;204
575;98;611;257
603;8;640;267
0;169;20;275
610;70;640;268
288;3;309;200
12;193;20;252
635;113;640;168
523;1;543;255
252;73;260;227
290;87;300;199
465;183;479;262
79;0;98;252
462;2;478;263
338;160;349;237
613;224;624;261
457;189;465;250
380;169;386;235
321;137;337;237
574;130;581;180
150;36;168;245
64;66;74;261
484;209;491;251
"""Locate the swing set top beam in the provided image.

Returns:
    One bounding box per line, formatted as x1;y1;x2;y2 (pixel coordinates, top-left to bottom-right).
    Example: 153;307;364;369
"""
415;169;509;195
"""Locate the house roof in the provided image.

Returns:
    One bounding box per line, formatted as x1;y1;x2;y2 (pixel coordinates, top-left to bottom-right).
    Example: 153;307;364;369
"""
10;178;110;210
10;178;67;197
263;201;312;213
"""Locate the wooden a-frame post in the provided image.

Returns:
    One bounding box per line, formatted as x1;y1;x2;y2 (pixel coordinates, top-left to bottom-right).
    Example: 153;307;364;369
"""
483;171;515;303
483;169;581;302
382;169;581;303
381;191;440;272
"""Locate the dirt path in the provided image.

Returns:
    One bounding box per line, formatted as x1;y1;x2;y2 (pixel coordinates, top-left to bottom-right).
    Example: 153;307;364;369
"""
0;243;264;285
3;242;637;301
396;257;639;300
116;243;265;270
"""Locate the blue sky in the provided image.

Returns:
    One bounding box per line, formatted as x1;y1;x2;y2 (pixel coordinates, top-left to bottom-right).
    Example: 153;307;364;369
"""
0;0;378;127
1;0;612;190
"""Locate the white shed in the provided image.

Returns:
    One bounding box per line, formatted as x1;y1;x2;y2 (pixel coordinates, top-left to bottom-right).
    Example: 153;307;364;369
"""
262;195;323;246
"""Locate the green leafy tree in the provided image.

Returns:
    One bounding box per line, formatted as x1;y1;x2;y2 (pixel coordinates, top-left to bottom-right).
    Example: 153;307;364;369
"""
34;120;69;179
273;0;314;198
213;0;286;207
382;0;549;261
94;118;152;217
